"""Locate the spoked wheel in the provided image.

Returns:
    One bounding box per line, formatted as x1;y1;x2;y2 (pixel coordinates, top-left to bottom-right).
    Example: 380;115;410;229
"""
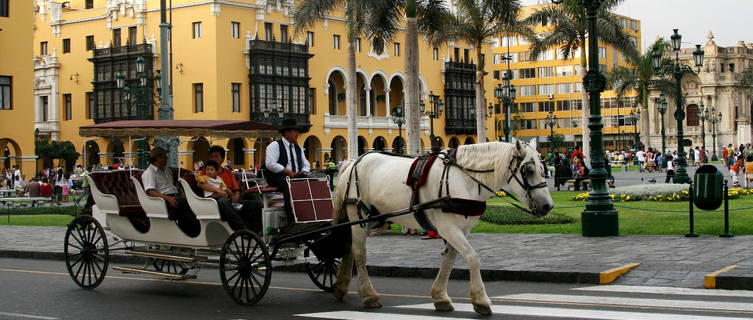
220;230;272;305
64;215;109;289
304;252;341;292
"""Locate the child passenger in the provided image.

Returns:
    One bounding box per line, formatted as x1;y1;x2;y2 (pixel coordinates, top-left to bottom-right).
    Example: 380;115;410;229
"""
197;160;232;199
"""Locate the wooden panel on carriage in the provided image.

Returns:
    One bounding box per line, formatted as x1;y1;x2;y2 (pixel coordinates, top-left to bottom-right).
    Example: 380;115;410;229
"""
288;178;334;223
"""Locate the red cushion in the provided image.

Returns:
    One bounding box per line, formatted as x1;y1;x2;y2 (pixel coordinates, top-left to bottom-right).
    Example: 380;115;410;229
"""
243;186;280;194
90;170;150;232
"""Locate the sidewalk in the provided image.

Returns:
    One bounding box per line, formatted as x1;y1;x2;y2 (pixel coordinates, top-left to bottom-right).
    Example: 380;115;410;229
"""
1;225;751;290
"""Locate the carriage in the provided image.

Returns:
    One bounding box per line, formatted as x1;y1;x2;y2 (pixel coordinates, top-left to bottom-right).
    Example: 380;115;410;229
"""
64;120;451;305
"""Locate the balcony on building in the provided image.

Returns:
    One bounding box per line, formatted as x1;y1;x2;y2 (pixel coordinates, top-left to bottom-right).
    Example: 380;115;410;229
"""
443;60;476;135
89;43;155;124
248;39;314;130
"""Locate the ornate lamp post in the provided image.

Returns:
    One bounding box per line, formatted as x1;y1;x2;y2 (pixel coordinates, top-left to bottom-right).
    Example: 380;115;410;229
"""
421;91;444;153
391;104;406;154
544;110;558;152
34;128;40;175
552;0;617;236
709;107;722;161
629;108;641;149
263;98;284;124
115;55;161;169
652;29;704;184
656;93;668;154
495;72;516;142
700;102;708;151
486;103;498;141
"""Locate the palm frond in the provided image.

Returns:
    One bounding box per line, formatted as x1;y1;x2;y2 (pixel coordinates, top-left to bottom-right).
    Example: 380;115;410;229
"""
292;0;341;36
364;0;403;43
417;0;453;47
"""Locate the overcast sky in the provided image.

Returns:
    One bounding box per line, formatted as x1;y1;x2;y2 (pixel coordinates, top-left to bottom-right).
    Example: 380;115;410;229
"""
520;0;752;52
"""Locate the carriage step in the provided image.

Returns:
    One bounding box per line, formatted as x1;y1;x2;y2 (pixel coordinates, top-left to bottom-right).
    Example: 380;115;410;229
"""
112;266;197;280
125;250;207;263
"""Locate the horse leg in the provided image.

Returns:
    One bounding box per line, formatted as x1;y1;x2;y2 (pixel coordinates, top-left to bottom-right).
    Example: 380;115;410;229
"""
441;228;492;316
333;245;353;301
430;243;457;311
350;221;381;308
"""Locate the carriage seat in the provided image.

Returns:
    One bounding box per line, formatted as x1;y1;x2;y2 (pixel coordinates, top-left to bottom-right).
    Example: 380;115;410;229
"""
89;170;149;233
132;169;187;221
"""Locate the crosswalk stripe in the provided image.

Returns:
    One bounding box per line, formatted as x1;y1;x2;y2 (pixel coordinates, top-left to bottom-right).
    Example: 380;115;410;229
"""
397;303;753;320
573;285;753;298
494;294;753;312
295;311;474;320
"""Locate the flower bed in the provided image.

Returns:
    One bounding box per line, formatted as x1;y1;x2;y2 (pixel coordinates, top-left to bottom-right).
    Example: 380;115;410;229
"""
572;184;749;202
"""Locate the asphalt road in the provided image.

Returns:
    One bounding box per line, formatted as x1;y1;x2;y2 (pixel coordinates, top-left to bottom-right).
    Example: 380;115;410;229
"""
1;258;752;320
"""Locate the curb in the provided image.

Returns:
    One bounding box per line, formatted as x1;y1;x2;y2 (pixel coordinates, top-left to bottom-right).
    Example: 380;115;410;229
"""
706;265;753;290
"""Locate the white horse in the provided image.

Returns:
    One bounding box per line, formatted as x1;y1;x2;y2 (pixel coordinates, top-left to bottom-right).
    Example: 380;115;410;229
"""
331;140;554;315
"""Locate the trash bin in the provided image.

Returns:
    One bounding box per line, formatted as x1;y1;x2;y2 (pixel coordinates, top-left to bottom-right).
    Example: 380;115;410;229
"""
694;164;724;210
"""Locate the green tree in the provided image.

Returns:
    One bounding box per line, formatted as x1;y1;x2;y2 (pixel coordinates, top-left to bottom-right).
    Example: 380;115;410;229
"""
35;140;80;172
550;132;565;153
524;0;639;161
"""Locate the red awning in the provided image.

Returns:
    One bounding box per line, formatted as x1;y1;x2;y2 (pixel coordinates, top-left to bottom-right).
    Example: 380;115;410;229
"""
79;120;280;139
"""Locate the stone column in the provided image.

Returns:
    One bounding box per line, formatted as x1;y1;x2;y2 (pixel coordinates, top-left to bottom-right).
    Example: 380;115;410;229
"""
365;86;372;117
384;88;391;116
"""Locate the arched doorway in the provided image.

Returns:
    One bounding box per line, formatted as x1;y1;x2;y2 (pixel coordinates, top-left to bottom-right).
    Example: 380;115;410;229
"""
357;73;368;116
448;137;460;149
227;138;245;168
110;140;125;166
370;74;388;117
303;136;322;168
0;138;22;171
391;136;405;155
85;140;100;168
193;137;210;167
464;137;475;145
331;136;347;162
686;104;699;127
389;76;404;116
358;136;368;155
373;136;386;151
434;137;445;149
327;70;347;116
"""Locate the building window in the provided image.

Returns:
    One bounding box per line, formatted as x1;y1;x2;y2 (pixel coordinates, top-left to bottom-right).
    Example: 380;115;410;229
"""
519;85;536;97
492;70;500;80
231;22;240;38
686;104;699;126
394;42;400;56
599;64;607;73
64;94;72;120
41;96;49;121
90;43;154;122
306;31;314;47
519;102;536;112
85;0;94;9
519;68;535;79
729;63;735;73
0;76;10;110
538;84;555;96
40;41;48;55
372;38;384;55
556;65;573;76
0;0;8;17
193;83;203;112
521;119;537;129
538;101;555;112
464;49;469;63
265;23;273;41
192;22;202;39
309;88;316;114
328;80;337;114
280;25;288;43
86;92;94;119
557;83;571;94
86;35;95;51
333;35;340;49
537;67;554;78
355;38;361;52
128;26;137;44
630;20;638;31
433;48;438;60
62;38;71;53
112;28;121;47
598;47;606;59
231;83;240;112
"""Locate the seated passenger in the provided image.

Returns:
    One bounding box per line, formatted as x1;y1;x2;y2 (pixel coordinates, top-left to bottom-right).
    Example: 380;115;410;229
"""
142;147;200;233
198;161;231;199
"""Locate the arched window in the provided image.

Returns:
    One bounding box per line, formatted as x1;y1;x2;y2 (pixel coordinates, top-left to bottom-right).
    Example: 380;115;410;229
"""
328;80;337;115
686;104;699;126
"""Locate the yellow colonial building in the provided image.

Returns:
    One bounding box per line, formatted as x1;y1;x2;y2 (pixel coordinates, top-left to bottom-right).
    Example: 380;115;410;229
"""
491;6;641;152
0;0;35;171
25;0;505;170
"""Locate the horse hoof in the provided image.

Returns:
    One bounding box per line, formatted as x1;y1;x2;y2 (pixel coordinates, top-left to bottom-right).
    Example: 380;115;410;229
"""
473;303;492;316
363;298;382;308
434;301;454;312
334;287;347;301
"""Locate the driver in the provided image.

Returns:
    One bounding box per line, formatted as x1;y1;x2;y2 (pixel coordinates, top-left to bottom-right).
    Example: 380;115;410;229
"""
265;118;310;223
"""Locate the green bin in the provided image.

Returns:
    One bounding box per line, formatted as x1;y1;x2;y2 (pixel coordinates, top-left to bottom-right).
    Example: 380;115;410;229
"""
694;165;723;211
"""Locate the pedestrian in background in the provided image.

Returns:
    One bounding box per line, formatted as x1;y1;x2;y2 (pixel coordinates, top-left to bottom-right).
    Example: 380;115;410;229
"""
665;155;675;183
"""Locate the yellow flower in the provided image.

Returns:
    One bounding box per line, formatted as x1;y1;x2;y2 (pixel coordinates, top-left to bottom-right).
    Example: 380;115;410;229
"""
626;196;631;200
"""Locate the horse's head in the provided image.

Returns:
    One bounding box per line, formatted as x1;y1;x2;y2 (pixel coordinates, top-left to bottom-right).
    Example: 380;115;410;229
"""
506;139;554;217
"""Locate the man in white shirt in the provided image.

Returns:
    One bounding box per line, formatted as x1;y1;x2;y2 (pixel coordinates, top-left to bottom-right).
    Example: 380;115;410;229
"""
265;119;311;222
142;147;200;235
636;148;646;173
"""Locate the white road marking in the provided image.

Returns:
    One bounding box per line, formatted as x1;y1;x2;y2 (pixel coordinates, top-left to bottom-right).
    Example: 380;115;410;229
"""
398;303;753;320
295;311;474;320
0;311;57;320
573;285;753;298
495;293;753;312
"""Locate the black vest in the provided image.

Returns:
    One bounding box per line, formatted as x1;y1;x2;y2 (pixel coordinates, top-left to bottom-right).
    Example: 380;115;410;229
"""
276;139;304;173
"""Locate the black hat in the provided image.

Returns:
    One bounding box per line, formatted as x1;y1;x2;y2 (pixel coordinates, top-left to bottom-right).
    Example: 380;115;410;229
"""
278;118;302;134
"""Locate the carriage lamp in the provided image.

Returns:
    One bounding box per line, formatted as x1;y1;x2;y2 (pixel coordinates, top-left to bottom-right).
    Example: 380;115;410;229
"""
652;28;704;184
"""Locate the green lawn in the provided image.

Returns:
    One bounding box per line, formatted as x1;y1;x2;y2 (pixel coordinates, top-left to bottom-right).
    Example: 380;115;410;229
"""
0;214;75;226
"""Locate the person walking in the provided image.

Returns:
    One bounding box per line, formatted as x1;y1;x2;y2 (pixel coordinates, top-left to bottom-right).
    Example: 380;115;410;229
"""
665;154;675;183
636;148;646;173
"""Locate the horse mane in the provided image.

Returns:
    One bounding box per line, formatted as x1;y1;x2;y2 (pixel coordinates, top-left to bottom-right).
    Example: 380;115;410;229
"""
454;142;518;191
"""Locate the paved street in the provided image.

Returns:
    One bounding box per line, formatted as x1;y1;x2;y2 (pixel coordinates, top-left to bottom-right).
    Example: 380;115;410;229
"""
1;258;753;320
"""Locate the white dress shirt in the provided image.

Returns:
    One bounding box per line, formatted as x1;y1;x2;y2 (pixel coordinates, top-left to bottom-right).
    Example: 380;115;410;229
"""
265;138;310;174
142;164;179;195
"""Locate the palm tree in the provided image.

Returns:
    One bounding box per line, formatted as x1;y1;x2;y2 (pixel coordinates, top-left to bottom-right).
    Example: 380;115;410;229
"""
293;0;381;160
525;0;638;161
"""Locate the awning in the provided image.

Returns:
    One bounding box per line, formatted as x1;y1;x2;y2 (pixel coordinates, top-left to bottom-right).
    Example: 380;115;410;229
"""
79;120;280;139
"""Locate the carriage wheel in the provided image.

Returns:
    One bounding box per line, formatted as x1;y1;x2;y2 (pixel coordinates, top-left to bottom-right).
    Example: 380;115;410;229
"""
304;250;341;292
220;230;272;305
64;215;109;289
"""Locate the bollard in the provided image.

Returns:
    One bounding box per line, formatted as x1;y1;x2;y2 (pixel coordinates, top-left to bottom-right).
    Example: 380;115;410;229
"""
720;180;734;238
686;185;698;237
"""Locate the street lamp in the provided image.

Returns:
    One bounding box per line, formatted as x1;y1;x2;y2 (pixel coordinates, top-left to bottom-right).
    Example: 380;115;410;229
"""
552;0;617;237
263;98;284;124
495;72;516;142
115;54;161;169
544;110;558;152
391;104;406;154
709;106;722;161
34;128;40;175
656;93;668;154
421;91;444;153
700;102;708;151
629;108;641;149
652;29;704;184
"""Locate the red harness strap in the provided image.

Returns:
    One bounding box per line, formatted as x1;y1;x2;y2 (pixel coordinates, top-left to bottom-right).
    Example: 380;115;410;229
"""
405;155;438;188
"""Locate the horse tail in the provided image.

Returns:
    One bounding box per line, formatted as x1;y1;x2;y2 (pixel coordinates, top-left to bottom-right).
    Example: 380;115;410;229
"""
332;159;356;224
